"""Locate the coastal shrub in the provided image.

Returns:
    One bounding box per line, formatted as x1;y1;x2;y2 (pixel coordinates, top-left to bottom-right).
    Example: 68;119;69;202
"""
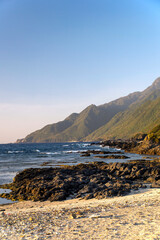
150;124;160;136
133;133;147;141
145;133;160;144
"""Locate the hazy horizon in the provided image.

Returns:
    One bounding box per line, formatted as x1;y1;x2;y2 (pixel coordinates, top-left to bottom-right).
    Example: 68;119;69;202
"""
0;0;160;143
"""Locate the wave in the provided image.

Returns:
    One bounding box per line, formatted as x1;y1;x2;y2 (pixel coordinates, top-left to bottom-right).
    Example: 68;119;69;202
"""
82;143;90;147
40;152;59;155
62;150;79;153
35;149;40;152
62;150;88;154
101;145;109;149
8;151;24;154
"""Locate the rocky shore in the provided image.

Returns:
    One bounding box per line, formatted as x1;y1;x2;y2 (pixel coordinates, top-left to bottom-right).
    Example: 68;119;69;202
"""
98;138;160;155
0;159;160;202
0;140;160;239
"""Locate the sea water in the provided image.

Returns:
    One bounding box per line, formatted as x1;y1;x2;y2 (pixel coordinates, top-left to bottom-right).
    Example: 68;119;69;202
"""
0;142;144;204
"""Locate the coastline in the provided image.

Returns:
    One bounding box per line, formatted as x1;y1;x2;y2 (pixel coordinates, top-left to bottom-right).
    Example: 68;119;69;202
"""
0;141;160;239
0;187;160;239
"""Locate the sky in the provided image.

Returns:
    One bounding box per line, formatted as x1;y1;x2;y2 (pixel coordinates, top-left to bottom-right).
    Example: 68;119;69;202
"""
0;0;160;143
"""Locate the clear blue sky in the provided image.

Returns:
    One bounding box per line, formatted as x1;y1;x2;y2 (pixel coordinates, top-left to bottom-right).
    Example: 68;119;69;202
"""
0;0;160;143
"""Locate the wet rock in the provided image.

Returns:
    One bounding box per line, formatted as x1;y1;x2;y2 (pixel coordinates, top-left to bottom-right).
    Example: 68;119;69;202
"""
40;162;50;166
151;179;160;188
94;155;129;159
100;139;160;156
69;213;77;219
80;150;123;155
0;160;159;202
80;153;91;157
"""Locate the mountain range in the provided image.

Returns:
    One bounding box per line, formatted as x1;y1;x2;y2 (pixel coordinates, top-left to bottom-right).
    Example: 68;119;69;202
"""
17;77;160;143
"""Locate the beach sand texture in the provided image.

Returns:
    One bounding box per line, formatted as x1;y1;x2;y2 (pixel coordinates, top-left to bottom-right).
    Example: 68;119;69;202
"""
0;188;160;240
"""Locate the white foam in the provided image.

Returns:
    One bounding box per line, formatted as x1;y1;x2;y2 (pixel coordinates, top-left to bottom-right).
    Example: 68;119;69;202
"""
101;145;109;149
82;143;90;147
8;151;24;154
40;152;59;155
62;150;79;153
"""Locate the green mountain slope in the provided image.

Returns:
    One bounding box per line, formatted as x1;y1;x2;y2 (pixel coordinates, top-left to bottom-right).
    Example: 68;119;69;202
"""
21;113;79;143
150;124;160;137
18;92;141;143
17;77;160;143
85;90;160;140
145;123;160;143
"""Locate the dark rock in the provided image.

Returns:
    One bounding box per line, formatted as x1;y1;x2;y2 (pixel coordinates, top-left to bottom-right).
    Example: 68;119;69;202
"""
94;155;129;159
0;159;159;202
40;162;50;166
80;153;91;157
100;139;160;156
80;150;123;155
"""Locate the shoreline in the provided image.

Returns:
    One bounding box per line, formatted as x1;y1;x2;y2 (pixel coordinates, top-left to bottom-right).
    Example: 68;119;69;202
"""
0;142;159;239
0;187;160;239
0;183;151;208
1;160;159;202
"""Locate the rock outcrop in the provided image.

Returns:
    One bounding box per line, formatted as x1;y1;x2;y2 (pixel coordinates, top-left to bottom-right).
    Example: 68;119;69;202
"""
100;139;160;156
1;160;159;202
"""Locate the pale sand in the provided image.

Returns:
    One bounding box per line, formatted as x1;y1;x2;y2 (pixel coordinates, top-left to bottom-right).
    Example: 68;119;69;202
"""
0;188;160;240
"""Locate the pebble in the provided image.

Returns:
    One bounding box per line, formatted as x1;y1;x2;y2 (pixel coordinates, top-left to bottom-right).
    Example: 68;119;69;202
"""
89;214;101;219
69;213;76;219
0;190;160;240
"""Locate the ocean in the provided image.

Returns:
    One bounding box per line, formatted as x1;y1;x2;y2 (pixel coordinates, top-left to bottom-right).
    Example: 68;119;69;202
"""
0;142;144;204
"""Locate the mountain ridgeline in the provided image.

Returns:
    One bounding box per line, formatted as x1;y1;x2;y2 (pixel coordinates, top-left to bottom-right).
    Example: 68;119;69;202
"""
17;78;160;143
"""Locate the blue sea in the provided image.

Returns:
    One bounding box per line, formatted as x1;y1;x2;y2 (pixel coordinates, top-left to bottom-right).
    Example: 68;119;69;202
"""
0;142;145;204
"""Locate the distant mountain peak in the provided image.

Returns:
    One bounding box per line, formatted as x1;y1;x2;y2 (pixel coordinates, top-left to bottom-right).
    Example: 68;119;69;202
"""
152;77;160;87
140;77;160;97
17;77;160;143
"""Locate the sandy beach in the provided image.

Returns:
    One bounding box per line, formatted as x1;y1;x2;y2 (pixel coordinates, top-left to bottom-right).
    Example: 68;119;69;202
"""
0;187;160;240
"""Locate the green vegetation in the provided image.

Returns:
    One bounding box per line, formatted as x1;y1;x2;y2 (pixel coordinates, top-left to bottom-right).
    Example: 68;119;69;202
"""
19;92;141;143
150;124;160;137
145;133;160;144
85;91;160;140
17;78;160;143
144;124;160;144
